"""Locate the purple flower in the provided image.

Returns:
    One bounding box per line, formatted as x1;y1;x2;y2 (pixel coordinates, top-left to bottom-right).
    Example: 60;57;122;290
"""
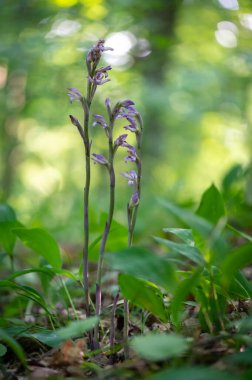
67;87;83;103
112;100;136;120
105;98;111;108
125;155;136;163
124;144;137;163
121;99;135;108
91;153;108;165
89;66;112;86
87;39;113;63
114;134;128;147
92;114;107;128
121;170;137;186
129;191;139;208
124;124;138;133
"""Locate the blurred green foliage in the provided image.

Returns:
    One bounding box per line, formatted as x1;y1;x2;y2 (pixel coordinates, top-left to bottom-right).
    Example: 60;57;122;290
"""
1;0;252;245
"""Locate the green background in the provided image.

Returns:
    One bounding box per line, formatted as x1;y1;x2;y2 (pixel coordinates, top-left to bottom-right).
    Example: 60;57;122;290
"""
1;0;252;246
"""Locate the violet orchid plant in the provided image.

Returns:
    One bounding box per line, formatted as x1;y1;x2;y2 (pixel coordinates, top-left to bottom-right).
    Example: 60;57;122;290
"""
68;39;143;349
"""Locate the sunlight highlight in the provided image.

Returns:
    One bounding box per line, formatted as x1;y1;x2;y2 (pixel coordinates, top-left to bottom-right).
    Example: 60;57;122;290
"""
52;0;78;7
104;31;137;67
215;21;238;48
46;19;81;38
240;14;252;31
218;0;239;10
0;65;8;89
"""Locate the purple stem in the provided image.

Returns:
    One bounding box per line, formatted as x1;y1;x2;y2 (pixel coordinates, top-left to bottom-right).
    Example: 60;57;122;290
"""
109;291;120;354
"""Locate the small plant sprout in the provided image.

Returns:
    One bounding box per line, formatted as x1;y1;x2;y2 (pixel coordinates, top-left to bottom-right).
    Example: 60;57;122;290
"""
68;40;143;348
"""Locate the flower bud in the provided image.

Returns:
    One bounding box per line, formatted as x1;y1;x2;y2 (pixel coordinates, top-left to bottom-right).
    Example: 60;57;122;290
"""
129;191;139;208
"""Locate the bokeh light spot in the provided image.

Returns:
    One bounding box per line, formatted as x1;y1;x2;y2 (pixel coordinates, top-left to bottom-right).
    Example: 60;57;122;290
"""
218;0;239;10
52;0;78;7
215;21;238;48
104;31;137;67
240;14;252;31
46;19;81;38
0;65;8;89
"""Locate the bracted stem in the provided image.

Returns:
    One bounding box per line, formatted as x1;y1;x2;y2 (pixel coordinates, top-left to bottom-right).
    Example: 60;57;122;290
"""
95;123;116;342
109;290;120;363
82;94;91;318
124;116;143;359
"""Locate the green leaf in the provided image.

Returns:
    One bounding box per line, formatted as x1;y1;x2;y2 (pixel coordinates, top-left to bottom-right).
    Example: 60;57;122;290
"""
130;332;188;361
0;204;16;222
13;228;61;269
106;247;176;291
226;348;252;365
0;205;22;253
160;199;212;237
149;367;239;380
160;199;229;263
6;267;78;280
119;273;167;322
0;280;52;315
222;164;245;192
0;328;27;367
227;224;252;243
162;227;194;245
196;184;226;225
234;316;252;333
0;220;22;253
171;268;202;328
154;237;204;266
0;343;7;357
221;243;252;288
29;317;99;347
229;272;252;298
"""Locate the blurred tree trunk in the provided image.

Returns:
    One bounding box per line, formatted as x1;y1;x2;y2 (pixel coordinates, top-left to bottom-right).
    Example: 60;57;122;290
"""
0;69;26;201
117;0;183;159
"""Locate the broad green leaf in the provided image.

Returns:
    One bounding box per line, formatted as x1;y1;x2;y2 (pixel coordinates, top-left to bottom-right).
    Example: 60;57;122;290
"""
0;205;22;253
196;184;226;225
160;199;212;237
13;228;61;269
130;332;188;361
160;199;229;263
106;247;176;291
0;220;22;253
163;227;194;245
154;237;204;266
0;204;16;222
0;328;27;367
234;317;252;333
225;348;252;365
0;343;7;357
149;367;239;380
195;185;226;262
171;268;202;328
221;243;252;288
29;317;99;347
222;164;245;192
119;273;167;322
